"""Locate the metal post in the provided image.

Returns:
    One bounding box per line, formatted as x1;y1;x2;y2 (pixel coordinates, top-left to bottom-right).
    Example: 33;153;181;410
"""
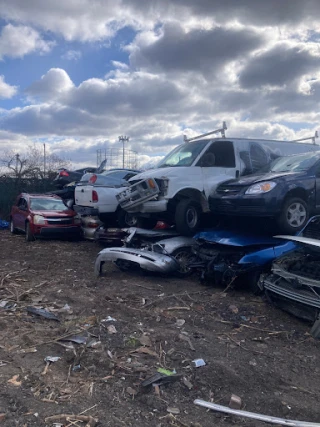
43;144;46;178
118;135;129;168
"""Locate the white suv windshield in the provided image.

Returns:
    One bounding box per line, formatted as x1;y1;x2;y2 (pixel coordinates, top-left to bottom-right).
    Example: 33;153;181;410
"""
157;140;208;168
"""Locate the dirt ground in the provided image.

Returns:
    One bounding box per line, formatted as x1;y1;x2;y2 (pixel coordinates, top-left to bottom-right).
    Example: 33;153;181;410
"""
1;230;320;427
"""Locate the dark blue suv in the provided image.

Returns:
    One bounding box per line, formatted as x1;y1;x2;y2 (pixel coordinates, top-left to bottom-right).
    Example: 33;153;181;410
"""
209;151;320;234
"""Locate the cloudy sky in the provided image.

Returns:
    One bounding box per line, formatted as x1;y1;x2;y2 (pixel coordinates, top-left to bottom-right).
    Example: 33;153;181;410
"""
0;0;320;169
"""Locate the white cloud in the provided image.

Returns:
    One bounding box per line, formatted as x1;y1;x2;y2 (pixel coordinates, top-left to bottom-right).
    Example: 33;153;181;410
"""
111;60;129;70
0;24;54;59
0;75;17;99
62;50;82;61
26;68;74;101
1;1;320;168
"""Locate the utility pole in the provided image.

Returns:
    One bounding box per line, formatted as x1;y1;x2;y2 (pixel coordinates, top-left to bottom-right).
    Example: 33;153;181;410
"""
43;143;46;178
118;135;129;168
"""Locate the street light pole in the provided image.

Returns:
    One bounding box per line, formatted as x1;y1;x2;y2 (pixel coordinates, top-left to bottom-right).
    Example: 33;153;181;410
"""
118;135;129;168
43;143;46;178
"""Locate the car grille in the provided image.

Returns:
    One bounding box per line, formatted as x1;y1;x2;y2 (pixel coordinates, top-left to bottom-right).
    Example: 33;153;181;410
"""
46;217;73;225
216;185;243;195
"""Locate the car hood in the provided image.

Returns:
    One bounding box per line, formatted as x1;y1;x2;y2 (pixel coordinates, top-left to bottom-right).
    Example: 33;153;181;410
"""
194;229;283;247
31;210;75;217
274;235;320;253
222;171;303;187
129;167;190;182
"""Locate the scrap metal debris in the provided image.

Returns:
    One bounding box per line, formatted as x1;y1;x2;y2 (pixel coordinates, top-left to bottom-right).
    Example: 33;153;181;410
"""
194;399;320;426
26;306;60;321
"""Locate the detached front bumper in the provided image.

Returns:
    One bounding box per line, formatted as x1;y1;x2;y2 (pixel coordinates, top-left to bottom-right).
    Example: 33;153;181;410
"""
94;247;178;276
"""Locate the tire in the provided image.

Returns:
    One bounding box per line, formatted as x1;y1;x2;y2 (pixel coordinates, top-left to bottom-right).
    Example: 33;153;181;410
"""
175;199;201;236
171;247;194;278
277;197;309;234
25;222;35;242
10;219;17;234
117;209;139;228
136;217;158;229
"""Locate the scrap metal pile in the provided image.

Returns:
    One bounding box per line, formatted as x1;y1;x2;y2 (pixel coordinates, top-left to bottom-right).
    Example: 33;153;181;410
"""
93;215;320;337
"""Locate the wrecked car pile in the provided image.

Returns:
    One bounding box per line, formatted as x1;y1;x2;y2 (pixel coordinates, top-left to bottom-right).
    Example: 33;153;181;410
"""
4;126;320;426
262;216;320;328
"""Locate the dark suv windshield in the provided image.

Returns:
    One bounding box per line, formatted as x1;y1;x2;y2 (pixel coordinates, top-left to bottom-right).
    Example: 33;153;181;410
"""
262;153;319;173
157;140;209;168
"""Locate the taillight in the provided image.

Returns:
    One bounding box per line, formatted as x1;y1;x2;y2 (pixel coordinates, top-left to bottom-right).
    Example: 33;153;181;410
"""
92;190;98;202
89;174;97;184
60;170;69;177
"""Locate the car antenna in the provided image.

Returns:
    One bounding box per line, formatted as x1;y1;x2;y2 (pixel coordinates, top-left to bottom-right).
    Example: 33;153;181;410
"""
291;130;319;145
183;121;227;142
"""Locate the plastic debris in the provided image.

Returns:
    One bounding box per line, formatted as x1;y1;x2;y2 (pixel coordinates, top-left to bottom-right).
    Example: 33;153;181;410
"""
0;301;17;310
141;372;182;387
44;356;61;363
182;377;193;390
26;306;60;321
194;399;320;427
72;364;81;372
167;407;180;415
229;394;242;409
0;220;9;230
157;368;176;376
107;325;117;334
192;358;206;367
101;316;117;322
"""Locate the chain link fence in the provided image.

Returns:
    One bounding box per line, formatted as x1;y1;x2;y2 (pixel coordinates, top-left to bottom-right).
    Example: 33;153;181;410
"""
0;177;55;220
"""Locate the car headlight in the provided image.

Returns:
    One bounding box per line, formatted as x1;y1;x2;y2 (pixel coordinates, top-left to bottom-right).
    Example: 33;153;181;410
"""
245;181;277;195
33;215;46;225
73;215;82;224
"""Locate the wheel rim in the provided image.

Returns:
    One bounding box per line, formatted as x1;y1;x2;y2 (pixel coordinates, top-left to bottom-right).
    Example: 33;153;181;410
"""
186;206;198;229
286;202;307;228
174;249;192;274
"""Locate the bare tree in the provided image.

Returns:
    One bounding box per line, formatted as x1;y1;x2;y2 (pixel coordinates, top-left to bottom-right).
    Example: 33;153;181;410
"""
0;145;71;180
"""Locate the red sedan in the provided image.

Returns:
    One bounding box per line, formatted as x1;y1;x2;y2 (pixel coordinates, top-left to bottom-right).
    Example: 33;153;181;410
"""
10;193;82;241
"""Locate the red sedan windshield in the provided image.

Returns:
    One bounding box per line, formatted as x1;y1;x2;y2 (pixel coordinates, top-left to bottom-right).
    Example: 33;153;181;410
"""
30;198;66;211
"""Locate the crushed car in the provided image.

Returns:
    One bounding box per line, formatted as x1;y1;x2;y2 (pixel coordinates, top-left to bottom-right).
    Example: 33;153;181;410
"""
261;216;320;328
190;227;299;293
94;227;195;277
